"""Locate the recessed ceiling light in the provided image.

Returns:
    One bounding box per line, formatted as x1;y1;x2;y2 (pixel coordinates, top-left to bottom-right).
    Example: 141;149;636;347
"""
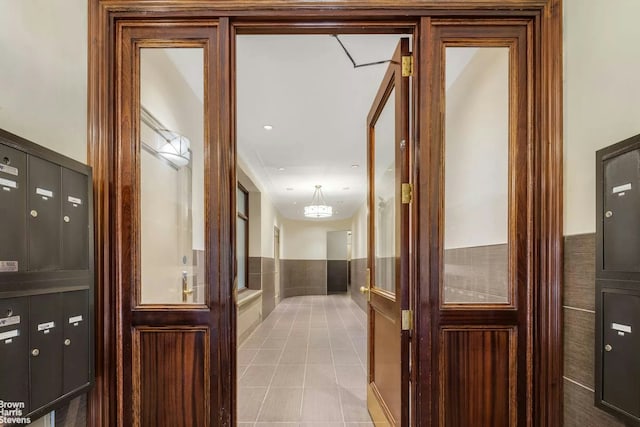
351;164;359;168
278;167;285;171
286;187;294;191
263;125;273;130
293;202;297;205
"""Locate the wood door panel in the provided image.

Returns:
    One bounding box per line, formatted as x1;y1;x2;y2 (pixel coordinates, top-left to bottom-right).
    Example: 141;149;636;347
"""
366;37;410;426
134;328;210;427
440;327;516;427
372;309;401;423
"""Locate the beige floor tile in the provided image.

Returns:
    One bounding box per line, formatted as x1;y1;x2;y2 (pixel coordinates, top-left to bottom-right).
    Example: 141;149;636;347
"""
238;387;267;422
335;365;367;389
306;347;333;364
301;388;343;422
262;338;288;349
305;364;337;387
253;348;282;365
240;365;276;387
271;364;305;387
257;387;303;422
332;347;361;365
340;388;372;422
238;348;259;365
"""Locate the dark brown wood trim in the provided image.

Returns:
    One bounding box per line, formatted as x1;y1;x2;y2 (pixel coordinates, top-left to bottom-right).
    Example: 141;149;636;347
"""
88;1;116;426
88;2;562;426
217;16;236;426
536;0;563;424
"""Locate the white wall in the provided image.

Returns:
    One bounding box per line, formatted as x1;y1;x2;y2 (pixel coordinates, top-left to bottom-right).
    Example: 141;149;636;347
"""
139;149;183;303
351;203;368;259
0;2;87;425
261;192;282;258
237;161;283;259
564;0;640;235
0;0;87;163
444;48;509;249
282;218;352;260
140;49;205;250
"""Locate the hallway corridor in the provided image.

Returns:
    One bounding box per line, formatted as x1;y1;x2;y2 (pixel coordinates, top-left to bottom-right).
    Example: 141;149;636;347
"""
237;294;373;426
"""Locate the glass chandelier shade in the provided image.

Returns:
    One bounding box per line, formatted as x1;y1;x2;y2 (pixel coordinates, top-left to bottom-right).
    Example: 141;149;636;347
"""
304;185;333;218
156;129;191;168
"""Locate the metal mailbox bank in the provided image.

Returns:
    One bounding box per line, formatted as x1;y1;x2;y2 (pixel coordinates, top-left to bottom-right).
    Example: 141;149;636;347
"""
0;128;93;423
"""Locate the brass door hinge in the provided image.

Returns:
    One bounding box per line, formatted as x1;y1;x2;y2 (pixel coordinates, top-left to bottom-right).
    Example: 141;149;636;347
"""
401;309;413;331
401;55;414;77
401;183;413;204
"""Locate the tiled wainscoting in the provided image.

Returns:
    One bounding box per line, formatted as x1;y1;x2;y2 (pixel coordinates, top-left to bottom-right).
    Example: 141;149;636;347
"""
563;234;623;426
54;394;86;426
281;260;327;297
443;244;508;303
249;257;277;319
350;258;368;312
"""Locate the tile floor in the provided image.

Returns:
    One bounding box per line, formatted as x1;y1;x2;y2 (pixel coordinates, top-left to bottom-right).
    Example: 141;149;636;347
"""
237;294;373;426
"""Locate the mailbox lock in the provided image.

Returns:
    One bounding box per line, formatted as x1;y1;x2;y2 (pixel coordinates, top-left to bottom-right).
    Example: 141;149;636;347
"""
5;309;12;317
30;210;38;218
63;216;70;223
31;348;40;357
605;344;613;352
605;210;613;218
64;339;71;346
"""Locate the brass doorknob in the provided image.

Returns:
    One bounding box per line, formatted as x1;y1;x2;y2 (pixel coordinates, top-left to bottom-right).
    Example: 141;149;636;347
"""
183;289;194;296
359;286;370;294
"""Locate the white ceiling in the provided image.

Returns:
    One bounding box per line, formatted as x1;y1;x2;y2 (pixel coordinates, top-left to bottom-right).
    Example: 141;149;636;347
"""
236;34;407;221
164;35;478;222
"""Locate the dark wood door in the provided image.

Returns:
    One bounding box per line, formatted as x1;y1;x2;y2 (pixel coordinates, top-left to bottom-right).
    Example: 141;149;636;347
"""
419;22;532;426
114;21;233;427
364;38;411;426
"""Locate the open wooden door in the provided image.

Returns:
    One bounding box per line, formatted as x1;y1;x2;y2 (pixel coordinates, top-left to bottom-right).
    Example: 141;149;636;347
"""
363;37;411;426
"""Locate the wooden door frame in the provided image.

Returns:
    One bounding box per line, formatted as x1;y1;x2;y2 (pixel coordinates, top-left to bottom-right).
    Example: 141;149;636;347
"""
88;1;562;426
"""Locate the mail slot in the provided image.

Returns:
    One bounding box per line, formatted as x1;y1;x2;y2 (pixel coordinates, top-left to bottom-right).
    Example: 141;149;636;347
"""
62;290;89;393
0;298;29;412
602;148;640;272
29;293;62;410
0;144;27;273
61;169;89;270
28;156;61;271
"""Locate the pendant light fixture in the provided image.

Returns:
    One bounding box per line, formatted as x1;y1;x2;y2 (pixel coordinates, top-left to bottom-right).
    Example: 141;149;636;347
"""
304;185;333;219
156;129;191;168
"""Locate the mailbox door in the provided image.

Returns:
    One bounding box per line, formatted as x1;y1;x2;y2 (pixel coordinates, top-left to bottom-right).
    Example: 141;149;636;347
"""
602;292;640;417
62;290;89;393
0;298;29;412
603;149;640;272
29;293;63;410
0;145;27;273
61;169;89;270
28;156;61;271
